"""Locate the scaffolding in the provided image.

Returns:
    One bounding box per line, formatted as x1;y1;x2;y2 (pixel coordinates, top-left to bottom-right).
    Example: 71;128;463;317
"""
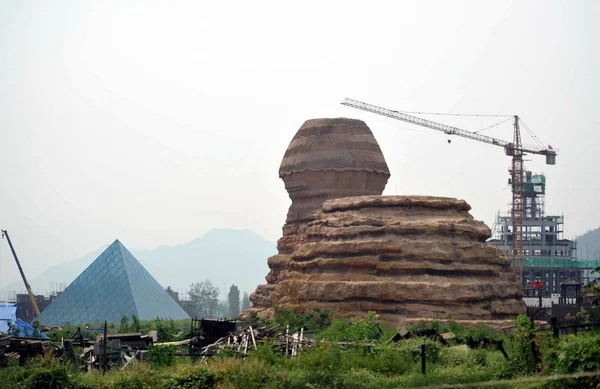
488;172;596;298
523;172;546;218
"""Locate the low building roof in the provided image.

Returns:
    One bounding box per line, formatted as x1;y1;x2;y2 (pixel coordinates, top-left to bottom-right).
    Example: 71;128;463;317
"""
0;303;48;339
560;278;583;286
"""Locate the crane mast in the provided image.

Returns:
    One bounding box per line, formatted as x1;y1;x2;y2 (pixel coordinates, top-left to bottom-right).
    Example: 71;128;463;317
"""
1;230;41;317
341;98;557;288
511;116;524;286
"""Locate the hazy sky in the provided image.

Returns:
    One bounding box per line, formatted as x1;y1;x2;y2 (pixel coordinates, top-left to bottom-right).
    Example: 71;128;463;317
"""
1;1;598;287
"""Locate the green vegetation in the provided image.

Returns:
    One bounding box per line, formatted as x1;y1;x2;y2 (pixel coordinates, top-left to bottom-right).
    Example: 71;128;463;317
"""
227;284;241;318
2;312;600;388
189;279;223;318
248;306;333;332
44;317;192;343
242;292;251;311
5;320;42;338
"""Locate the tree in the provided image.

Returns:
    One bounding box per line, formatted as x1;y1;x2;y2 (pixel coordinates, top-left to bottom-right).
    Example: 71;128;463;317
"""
119;315;129;333
7;321;20;337
217;300;228;318
31;320;41;338
188;280;220;318
242;292;251;310
227;284;241;318
152;318;178;341
131;314;141;332
585;265;600;315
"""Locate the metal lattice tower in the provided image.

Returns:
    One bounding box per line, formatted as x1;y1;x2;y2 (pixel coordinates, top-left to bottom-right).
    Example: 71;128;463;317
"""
510;116;524;285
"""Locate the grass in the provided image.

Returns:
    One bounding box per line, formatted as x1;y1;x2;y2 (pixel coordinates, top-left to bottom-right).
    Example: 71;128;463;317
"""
2;313;600;388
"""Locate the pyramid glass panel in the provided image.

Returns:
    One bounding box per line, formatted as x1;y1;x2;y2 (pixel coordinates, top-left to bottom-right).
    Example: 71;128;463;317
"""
36;240;189;326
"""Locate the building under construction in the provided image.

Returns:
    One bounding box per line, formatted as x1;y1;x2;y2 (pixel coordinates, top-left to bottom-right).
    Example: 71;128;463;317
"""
488;172;598;299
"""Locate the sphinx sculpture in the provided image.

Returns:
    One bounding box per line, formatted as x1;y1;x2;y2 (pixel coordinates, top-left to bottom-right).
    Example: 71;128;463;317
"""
247;118;524;326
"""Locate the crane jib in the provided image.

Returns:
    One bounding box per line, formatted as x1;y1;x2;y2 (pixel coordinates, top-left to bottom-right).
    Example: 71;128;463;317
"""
340;98;554;157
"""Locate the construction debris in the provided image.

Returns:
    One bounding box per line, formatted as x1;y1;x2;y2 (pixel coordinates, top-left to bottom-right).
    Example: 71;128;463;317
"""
196;324;313;357
0;334;55;365
189;318;240;351
81;332;154;371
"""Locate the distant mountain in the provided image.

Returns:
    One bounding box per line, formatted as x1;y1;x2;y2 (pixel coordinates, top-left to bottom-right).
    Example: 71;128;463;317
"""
0;229;276;298
576;226;600;260
0;246;108;298
131;228;276;297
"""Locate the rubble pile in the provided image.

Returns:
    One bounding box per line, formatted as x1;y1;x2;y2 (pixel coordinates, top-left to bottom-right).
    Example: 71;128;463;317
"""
0;334;54;364
198;325;313;357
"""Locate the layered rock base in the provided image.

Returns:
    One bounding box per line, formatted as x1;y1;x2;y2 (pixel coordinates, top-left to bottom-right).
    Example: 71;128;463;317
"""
248;195;525;327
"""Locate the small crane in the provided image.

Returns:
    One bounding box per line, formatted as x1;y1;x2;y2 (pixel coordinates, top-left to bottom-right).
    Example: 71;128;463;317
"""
1;230;41;317
340;98;558;286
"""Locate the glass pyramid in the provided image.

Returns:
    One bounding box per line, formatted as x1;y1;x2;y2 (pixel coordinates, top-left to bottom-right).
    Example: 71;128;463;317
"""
36;240;190;326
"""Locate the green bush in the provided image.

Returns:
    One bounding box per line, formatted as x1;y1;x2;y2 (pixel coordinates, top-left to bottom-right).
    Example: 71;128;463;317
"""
147;345;176;368
554;332;600;373
46;324;97;343
151;318;179;341
113;375;143;389
248;341;281;366
470;348;488;367
342;345;413;376
25;367;71;389
0;354;78;389
318;318;352;341
439;346;509;374
500;314;537;379
164;366;215;389
0;360;29;388
402;338;441;365
271;306;333;331
439;346;470;367
302;368;345;388
285;342;414;382
213;358;277;389
320;312;384;342
289;343;341;372
466;324;503;342
410;319;501;343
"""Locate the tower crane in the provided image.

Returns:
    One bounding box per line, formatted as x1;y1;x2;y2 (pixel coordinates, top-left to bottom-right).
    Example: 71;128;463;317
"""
340;98;558;287
1;230;41;317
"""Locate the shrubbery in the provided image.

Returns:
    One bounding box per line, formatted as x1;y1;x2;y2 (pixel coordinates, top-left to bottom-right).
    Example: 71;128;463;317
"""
147;345;177;368
320;311;386;342
554;331;600;373
500;314;538;379
248;306;333;331
0;353;76;389
163;365;215;389
3;311;600;389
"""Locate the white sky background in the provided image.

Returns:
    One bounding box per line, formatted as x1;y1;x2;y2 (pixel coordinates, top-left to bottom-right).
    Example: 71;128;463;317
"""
0;1;598;286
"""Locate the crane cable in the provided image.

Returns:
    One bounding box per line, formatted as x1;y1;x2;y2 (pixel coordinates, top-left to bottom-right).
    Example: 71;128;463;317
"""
396;110;513;118
519;117;547;150
403;110;546;149
473;117;513;134
343;101;547;148
402;111;514;136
